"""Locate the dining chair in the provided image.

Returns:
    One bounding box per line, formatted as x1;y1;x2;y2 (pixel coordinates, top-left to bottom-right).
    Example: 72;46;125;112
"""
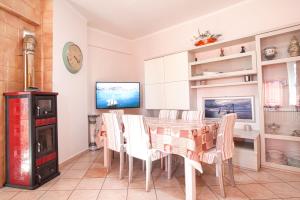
181;110;203;121
158;109;178;120
122;114;169;192
102;112;125;179
158;109;178;176
199;113;237;197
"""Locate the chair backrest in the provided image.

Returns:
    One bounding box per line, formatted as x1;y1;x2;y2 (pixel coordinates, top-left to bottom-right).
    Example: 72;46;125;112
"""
122;115;150;160
109;109;124;122
158;110;178;120
216;113;237;160
102;113;123;152
181;110;202;121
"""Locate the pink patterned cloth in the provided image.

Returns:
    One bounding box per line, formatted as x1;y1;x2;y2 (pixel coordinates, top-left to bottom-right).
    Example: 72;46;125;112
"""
264;81;283;107
145;117;219;164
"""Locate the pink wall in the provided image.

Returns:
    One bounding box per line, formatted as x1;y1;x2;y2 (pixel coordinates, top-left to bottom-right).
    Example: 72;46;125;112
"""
133;0;300;60
53;0;88;163
87;28;143;115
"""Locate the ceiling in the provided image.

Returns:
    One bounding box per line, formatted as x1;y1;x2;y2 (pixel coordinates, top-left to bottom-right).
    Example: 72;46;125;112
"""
68;0;245;39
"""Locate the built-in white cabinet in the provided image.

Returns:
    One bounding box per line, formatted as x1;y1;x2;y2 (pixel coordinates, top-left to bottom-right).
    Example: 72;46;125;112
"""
144;52;193;110
164;52;189;82
164;81;190;110
144;57;164;84
144;84;165;109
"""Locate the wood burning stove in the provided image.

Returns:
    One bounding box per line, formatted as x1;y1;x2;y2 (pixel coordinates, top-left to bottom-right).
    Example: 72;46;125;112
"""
4;91;59;189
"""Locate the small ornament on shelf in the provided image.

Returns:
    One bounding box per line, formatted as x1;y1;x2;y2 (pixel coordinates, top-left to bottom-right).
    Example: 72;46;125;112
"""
288;36;300;57
192;30;221;47
220;48;225;57
263;46;277;60
240;46;246;53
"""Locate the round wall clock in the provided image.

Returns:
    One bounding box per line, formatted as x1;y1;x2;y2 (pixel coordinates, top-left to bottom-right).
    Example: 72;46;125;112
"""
62;42;83;74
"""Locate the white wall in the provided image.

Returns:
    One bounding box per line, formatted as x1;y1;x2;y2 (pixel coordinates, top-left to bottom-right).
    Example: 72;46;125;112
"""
53;0;88;163
87;28;143;115
133;0;300;59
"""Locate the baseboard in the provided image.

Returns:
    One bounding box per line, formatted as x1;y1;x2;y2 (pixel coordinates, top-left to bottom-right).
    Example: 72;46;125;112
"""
59;149;89;169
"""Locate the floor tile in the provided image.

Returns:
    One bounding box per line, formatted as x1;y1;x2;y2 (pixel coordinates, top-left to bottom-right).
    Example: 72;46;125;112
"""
200;174;229;186
49;178;80;190
39;190;72;200
0;187;25;192
262;182;300;198
156;188;185;200
196;186;218;200
76;178;105;190
271;171;300;182
245;171;282;183
127;188;156;200
128;177;154;189
153;175;182;188
210;185;249;200
288;182;300;190
71;162;92;170
68;190;100;200
10;191;46;200
228;171;256;185
0;191;18;200
237;183;277;199
97;189;127;200
102;177;129;189
61;169;86;178
85;168;107;178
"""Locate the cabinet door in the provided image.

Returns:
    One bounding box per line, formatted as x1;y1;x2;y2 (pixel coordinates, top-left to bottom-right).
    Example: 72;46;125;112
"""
145;84;165;109
164;52;189;82
164;81;190;110
144;57;164;84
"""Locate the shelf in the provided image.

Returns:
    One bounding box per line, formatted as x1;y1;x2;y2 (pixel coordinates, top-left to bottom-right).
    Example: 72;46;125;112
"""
261;56;300;66
234;129;260;140
191;81;258;89
190;70;257;81
189;35;255;54
265;134;300;142
190;51;255;66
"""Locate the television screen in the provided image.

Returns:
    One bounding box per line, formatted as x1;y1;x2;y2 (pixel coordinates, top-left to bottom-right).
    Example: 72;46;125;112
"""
204;96;254;121
96;82;140;109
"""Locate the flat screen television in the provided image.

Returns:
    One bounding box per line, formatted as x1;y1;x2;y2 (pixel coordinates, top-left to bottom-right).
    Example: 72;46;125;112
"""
203;96;255;121
96;82;140;109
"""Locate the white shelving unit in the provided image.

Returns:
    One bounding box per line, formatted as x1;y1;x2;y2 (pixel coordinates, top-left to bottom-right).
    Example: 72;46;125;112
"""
256;24;300;172
261;55;300;66
191;81;258;89
233;129;260;171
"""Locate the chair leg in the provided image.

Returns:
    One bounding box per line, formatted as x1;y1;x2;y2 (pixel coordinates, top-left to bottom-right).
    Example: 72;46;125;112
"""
164;157;168;172
160;157;164;169
142;160;145;171
128;156;133;183
106;149;112;172
217;163;225;198
104;138;108;168
146;157;152;192
119;150;124;179
167;154;172;179
228;158;235;187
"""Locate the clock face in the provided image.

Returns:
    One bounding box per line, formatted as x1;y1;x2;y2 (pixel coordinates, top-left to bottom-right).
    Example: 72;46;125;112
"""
62;42;83;74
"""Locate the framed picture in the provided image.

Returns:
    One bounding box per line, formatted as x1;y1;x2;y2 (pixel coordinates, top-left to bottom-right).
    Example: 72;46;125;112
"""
203;96;255;122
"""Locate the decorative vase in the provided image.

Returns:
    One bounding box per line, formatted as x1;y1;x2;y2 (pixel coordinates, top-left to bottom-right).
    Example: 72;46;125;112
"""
263;46;277;60
288;36;300;57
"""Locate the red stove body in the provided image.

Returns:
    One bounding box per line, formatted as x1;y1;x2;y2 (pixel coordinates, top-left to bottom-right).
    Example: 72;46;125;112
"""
4;91;60;189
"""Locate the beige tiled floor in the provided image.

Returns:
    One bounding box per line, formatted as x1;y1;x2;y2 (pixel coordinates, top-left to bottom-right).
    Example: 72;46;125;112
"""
1;150;300;200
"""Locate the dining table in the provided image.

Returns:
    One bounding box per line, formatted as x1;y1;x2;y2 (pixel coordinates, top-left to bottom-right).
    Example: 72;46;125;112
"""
97;116;219;200
144;117;219;200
